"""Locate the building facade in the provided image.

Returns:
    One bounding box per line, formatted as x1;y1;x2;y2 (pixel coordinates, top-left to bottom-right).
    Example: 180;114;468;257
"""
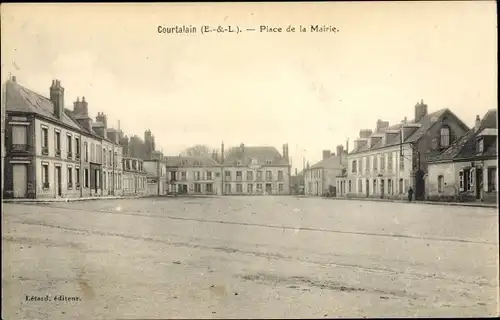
221;143;291;195
426;110;498;203
165;156;223;195
339;101;469;200
3;77;125;200
304;145;347;197
144;159;167;196
122;157;148;196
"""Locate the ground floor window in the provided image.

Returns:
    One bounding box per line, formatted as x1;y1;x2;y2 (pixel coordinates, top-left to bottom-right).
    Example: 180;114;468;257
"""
278;183;284;193
194;183;201;193
257;183;263;192
42;164;49;187
84;169;89;188
388;179;392;195
357;179;362;193
348;180;352;193
225;183;231;194
206;183;213;193
487;167;497;192
67;166;73;189
399;179;404;194
76;168;80;188
437;175;444;193
236;183;243;193
373;179;377;194
247;183;253;193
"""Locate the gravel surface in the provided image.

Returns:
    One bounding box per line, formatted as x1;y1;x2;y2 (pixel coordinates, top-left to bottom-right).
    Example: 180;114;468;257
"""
2;196;499;319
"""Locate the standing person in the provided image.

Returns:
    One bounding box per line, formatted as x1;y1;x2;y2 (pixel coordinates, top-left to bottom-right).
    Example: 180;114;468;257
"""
408;186;414;202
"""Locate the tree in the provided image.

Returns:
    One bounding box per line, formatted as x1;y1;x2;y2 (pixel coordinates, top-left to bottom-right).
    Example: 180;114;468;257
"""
180;144;212;157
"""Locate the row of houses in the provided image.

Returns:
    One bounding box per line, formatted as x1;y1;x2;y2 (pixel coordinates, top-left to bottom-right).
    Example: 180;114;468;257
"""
303;100;498;203
2;77;292;199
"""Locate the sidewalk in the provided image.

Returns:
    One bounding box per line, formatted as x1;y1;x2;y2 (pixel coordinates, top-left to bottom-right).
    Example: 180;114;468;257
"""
2;195;140;204
325;196;498;208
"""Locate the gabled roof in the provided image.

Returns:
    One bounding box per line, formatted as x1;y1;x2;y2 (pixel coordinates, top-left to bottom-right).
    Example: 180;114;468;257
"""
5;79;81;131
308;154;347;170
350;108;468;154
222;146;289;166
165;156;221;167
428;109;498;163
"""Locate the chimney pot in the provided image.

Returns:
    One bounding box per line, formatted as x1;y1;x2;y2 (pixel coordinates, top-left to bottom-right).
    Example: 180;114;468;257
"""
12;76;17;82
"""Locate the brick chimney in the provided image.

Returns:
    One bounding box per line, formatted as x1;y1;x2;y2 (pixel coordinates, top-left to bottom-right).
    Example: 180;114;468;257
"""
336;145;344;157
73;96;89;117
282;143;289;160
474;115;481;132
50;79;64;119
359;129;373;138
414;99;428;123
322;150;331;160
376;119;389;132
96;112;108;128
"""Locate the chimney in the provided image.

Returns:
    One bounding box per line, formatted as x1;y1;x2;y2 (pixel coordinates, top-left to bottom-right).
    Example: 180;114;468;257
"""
322;150;331;160
346;139;349;154
50;79;64;119
240;143;245;153
11;76;16;82
221;141;225;162
414;99;428;123
359;129;372;138
336;145;344;157
376;119;389;132
283;144;289;160
96;112;108;128
474;115;481;132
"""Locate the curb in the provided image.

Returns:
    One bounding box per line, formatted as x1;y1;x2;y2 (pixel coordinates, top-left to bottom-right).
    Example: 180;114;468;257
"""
323;197;498;208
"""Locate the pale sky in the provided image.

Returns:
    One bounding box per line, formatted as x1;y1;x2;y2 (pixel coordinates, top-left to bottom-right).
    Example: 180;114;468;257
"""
1;2;497;171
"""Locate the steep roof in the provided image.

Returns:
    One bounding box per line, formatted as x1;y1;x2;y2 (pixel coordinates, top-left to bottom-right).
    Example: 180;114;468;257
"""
222;146;289;166
428;109;497;163
308;154;347;170
5;79;81;131
64;108;102;140
165;156;221;167
350;108;468;154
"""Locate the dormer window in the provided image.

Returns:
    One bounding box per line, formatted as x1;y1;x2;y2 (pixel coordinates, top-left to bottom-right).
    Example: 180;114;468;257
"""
477;138;484;153
251;159;258;165
266;160;272;165
194;161;201;166
181;160;188;166
439;126;451;148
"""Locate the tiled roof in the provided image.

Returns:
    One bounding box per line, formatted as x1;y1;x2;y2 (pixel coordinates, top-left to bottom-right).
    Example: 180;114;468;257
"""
165;156;221;167
428;109;497;162
222;146;289;166
5;79;81;131
350;108;464;154
309;154;347;170
64;108;102;139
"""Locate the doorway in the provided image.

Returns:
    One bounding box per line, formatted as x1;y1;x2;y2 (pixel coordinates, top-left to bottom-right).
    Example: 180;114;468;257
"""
266;183;272;194
366;179;370;197
476;169;483;199
12;164;28;198
55;166;62;197
380;179;385;199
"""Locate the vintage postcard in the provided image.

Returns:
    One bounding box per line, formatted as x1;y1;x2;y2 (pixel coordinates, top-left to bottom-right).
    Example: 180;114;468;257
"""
1;2;498;319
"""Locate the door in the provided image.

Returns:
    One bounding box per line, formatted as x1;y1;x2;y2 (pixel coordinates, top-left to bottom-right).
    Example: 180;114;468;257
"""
476;169;483;199
182;184;188;194
266;183;272;194
380;179;385;198
366;179;370;197
12;164;27;198
94;169;99;194
55;166;62;197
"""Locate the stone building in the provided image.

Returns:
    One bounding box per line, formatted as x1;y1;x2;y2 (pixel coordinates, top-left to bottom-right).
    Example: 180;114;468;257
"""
339;100;469;200
221;142;291;195
121;129;157;160
143;159;167;196
426;109;497;203
165;156;223;195
122;157;148;196
304;145;347;196
2;76;124;200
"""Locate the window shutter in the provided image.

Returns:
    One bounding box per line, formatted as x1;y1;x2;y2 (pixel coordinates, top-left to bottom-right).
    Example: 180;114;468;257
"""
459;170;464;191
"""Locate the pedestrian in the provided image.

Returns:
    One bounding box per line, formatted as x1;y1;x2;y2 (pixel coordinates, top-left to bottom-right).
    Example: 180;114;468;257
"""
408;186;414;202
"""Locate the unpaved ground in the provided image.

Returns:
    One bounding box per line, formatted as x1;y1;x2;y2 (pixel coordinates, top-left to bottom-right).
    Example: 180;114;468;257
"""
2;196;499;319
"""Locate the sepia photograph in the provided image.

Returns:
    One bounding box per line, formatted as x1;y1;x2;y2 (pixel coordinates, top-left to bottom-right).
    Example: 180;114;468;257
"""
1;1;498;319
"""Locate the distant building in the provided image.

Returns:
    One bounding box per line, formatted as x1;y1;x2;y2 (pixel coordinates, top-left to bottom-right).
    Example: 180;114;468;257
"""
427;110;497;203
143;159;167;196
290;168;305;195
304;145;347;196
122;157;148;197
340;100;469;200
165;156;223;195
221;143;291;195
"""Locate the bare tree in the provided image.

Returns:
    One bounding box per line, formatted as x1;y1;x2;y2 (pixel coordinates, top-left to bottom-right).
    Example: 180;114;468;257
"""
180;144;212;157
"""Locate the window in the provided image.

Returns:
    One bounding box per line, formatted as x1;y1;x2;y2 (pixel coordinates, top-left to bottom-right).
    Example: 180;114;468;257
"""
399;179;404;194
437;175;444;193
41;127;49;153
373;179;377;194
477;139;484;153
247;184;253;193
206;171;212;180
75;137;80;158
109;150;112;166
76;168;80;187
358;179;362;193
225;183;232;193
256;183;263;191
247;171;253;181
42;164;49;187
84;169;89;188
387;153;393;171
266;170;272;181
84;142;88;162
114;152;117;166
236;183;243;193
279;183;284;193
352;160;357;173
440;126;451;148
399;154;404;169
388;179;393;195
460;169;473;192
67;135;72;158
103;148;107;165
181;171;187;180
358;159;363;173
365;157;370;172
278;170;284;181
55;131;61;156
373;156;378;171
237;160;242;166
487;167;496;192
236;171;242;181
206;183;213;193
67;166;73;188
348;180;352;192
225;170;231;180
257;171;263;181
266;160;272;165
195;171;201;181
12;125;27;150
194;183;201;193
380;155;385;170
